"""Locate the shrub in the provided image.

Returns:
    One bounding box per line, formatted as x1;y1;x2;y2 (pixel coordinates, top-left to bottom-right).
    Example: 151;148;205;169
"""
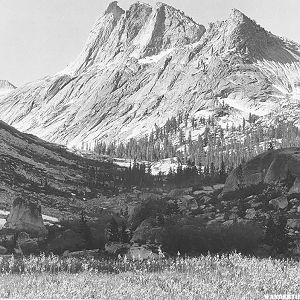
264;214;295;255
161;222;264;256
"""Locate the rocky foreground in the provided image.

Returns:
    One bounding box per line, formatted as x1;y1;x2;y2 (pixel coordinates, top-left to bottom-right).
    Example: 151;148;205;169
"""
0;148;299;258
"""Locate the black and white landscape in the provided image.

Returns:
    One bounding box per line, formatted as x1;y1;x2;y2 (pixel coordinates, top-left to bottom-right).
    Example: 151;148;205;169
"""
0;1;300;299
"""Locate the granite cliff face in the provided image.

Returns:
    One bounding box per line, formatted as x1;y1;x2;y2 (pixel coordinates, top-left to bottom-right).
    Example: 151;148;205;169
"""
0;2;300;148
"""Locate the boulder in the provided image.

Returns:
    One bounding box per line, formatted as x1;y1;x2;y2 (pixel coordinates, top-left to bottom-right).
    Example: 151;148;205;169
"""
139;193;161;202
128;245;159;260
63;249;99;257
179;195;198;210
206;219;220;228
289;177;300;195
193;190;203;196
245;208;256;220
47;229;86;253
129;197;167;229
17;232;40;255
5;197;47;236
223;220;234;226
287;219;300;229
131;218;163;245
213;184;225;190
168;189;184;198
105;242;130;255
0;245;7;255
269;196;288;209
221;148;300;198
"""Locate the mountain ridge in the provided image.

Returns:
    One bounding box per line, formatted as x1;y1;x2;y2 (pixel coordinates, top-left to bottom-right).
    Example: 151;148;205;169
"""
0;2;300;150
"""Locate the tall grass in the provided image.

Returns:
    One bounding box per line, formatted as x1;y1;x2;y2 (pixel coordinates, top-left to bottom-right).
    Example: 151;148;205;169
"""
0;253;299;299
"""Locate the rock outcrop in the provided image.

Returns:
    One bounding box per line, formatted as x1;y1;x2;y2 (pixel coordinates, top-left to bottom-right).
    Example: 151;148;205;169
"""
5;197;47;236
221;148;300;198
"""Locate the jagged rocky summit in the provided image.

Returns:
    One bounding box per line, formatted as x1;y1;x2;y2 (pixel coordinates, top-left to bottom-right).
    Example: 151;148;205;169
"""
0;2;300;148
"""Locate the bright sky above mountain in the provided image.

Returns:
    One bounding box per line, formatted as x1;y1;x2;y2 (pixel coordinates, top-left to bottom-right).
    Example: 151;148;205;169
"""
0;0;299;86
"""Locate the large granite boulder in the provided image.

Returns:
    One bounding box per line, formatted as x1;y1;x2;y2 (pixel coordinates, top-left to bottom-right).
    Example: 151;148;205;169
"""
5;197;47;236
269;196;288;209
131;218;163;245
221;148;300;198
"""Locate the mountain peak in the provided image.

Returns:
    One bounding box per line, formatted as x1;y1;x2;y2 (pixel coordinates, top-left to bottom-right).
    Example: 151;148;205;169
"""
0;80;16;90
104;1;125;16
0;80;16;96
230;8;248;23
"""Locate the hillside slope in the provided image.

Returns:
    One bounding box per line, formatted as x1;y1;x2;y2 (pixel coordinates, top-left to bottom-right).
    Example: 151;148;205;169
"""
0;120;120;219
0;2;300;148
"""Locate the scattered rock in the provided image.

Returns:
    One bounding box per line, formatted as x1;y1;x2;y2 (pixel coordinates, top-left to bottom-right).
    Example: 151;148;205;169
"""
206;219;220;228
179;195;198;210
287;219;300;229
128;245;159;260
0;245;7;255
64;249;99;257
290;198;299;205
215;214;225;222
105;242;130;255
251;202;262;208
213;184;225;190
193;190;203;196
199;195;211;204
139;193;161;202
269;196;288;209
245;208;256;220
168;189;185;198
223;220;234;226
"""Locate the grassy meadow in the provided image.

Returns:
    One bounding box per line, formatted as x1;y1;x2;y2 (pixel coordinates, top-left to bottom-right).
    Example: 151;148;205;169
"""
0;253;299;299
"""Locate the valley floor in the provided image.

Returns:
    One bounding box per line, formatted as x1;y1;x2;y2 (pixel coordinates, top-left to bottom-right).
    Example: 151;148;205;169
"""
0;253;299;299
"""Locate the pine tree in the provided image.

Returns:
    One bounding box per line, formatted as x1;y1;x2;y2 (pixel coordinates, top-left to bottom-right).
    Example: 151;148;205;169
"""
79;210;93;249
264;214;294;255
105;217;119;242
119;221;130;243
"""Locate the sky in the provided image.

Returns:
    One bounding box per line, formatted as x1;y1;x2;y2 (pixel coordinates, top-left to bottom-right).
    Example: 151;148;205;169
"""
0;0;299;86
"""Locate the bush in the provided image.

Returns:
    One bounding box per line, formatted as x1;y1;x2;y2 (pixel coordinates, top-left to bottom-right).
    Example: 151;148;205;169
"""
264;214;295;255
161;222;264;256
